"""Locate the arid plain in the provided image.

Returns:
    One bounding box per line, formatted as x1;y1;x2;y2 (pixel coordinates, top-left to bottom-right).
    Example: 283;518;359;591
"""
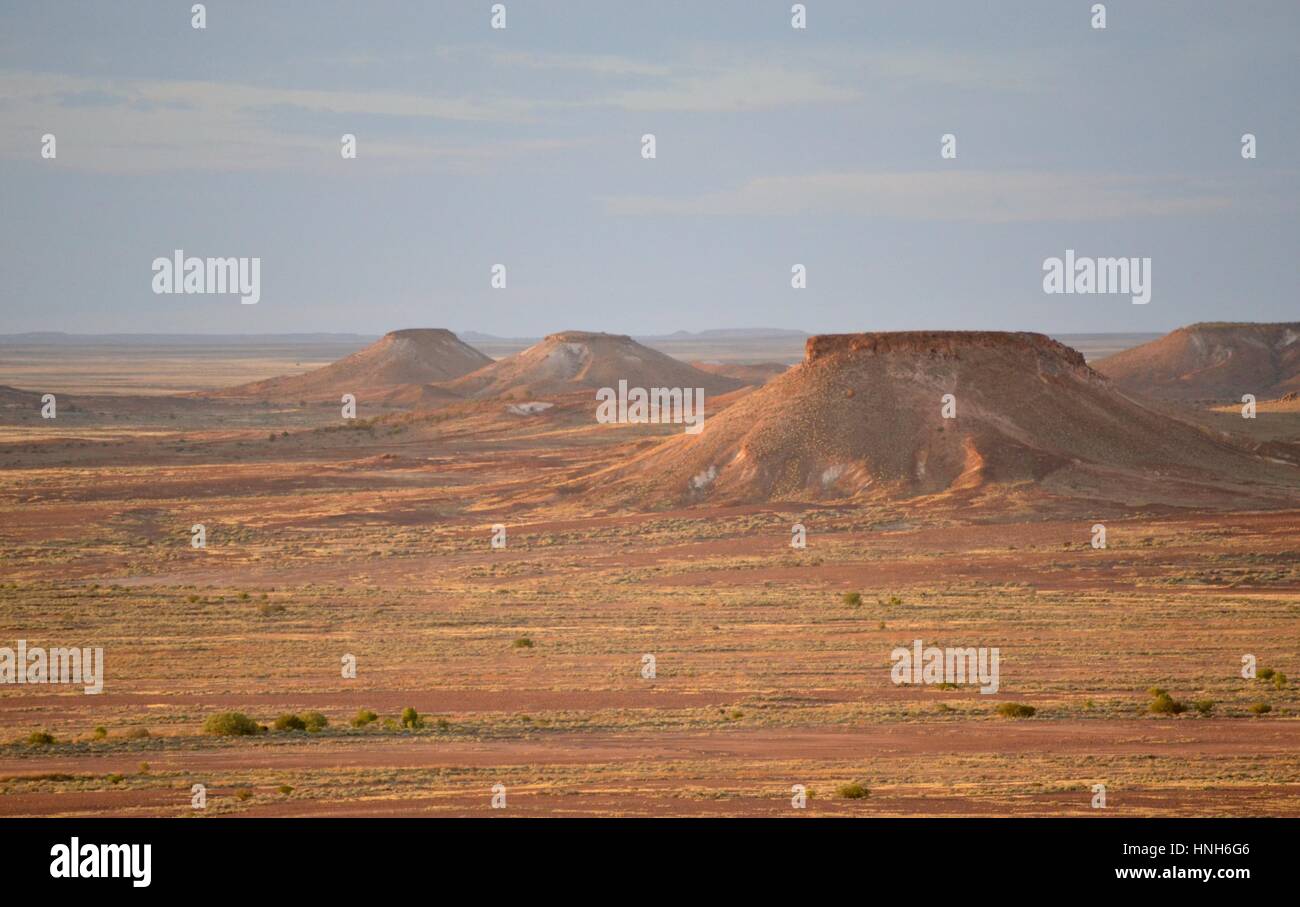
1;328;1298;817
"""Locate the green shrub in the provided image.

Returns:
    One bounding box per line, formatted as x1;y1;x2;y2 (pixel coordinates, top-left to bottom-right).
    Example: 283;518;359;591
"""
203;711;260;736
273;713;306;732
92;726;108;740
277;785;294;796
26;731;55;746
1192;699;1215;715
1272;672;1287;690
1149;693;1186;715
512;637;534;649
106;773;124;784
1249;702;1272;715
351;709;378;728
1258;668;1276;681
300;711;328;733
841;591;862;607
995;702;1036;718
234;788;253;802
836;782;870;799
1147;686;1168;698
400;707;420;729
138;762;150;774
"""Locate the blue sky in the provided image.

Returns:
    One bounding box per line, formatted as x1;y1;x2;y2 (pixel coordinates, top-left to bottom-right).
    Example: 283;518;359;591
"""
1;1;1296;336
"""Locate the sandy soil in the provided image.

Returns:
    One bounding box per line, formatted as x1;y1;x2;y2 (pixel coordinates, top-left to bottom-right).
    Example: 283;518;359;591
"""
1;340;1297;818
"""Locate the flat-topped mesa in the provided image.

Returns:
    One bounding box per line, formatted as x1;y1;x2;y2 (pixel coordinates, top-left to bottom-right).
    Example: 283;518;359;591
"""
804;331;1088;368
383;328;459;341
544;330;634;344
593;325;1298;509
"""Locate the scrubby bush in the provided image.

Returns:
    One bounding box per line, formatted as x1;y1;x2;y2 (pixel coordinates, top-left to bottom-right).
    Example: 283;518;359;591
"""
273;713;306;732
400;707;420;729
1249;702;1272;715
841;591;862;607
995;702;1036;718
512;636;534;649
836;782;870;799
277;785;294;796
92;726;108;740
351;709;378;728
300;711;328;733
1193;699;1215;715
1258;668;1276;681
1149;692;1186;715
234;788;253;802
26;731;55;746
203;711;260;736
1272;672;1287;690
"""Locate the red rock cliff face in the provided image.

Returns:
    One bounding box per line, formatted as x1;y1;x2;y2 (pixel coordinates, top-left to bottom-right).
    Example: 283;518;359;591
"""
804;331;1088;368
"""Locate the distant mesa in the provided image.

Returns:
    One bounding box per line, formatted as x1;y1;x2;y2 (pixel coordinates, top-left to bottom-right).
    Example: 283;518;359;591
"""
1095;322;1300;403
690;361;790;385
208;329;491;402
590;330;1300;508
443;331;747;400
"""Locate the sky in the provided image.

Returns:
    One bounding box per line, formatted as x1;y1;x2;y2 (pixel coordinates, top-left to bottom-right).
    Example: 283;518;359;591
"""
0;0;1296;337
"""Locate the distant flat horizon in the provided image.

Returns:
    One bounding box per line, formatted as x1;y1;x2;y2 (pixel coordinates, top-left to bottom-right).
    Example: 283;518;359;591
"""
0;327;1165;344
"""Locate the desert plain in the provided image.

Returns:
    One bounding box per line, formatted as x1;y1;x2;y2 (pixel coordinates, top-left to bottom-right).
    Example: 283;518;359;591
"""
1;329;1298;818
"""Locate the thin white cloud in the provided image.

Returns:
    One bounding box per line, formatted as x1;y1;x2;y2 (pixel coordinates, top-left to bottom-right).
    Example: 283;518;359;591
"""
602;65;858;112
489;49;674;77
600;171;1235;222
0;70;553;172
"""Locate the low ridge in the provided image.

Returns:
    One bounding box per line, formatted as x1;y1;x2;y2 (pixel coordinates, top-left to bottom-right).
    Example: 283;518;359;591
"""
1095;322;1300;403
